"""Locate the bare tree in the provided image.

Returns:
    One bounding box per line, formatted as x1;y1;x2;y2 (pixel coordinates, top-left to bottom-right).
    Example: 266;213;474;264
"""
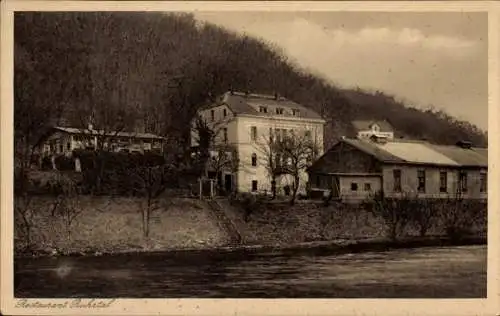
440;188;485;241
275;131;321;205
130;164;169;238
52;174;84;241
206;144;241;193
190;114;231;178
254;132;285;199
14;193;36;250
14;42;66;187
366;191;414;242
409;197;436;237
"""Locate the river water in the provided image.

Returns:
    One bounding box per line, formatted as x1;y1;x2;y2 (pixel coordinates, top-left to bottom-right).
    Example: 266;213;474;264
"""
14;245;486;298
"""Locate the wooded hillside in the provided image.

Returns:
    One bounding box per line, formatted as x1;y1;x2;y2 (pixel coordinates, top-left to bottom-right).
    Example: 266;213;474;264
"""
14;12;487;158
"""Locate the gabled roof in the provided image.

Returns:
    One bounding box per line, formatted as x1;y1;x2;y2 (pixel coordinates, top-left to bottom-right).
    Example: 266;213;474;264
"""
53;126;165;140
209;91;324;121
342;138;404;163
312;137;488;169
352;120;394;132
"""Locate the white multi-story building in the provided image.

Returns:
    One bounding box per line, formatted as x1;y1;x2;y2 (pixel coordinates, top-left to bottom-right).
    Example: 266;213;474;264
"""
191;91;326;195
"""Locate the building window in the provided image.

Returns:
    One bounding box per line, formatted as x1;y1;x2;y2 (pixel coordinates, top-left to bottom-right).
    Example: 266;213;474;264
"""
315;175;321;187
276;107;284;115
459;171;468;193
439;171;448;193
251;153;257;167
223;128;228;143
292;109;300;116
259;106;268;113
417;170;426;193
211;110;215;121
480;172;487;193
351;183;358;191
251;180;258;192
305;130;312;141
393;169;402;192
66;142;71;151
59;144;63;153
223;109;227;117
364;183;371;191
250;126;257;141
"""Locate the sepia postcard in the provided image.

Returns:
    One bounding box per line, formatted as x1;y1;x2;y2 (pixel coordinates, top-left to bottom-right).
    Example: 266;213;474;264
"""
1;1;499;315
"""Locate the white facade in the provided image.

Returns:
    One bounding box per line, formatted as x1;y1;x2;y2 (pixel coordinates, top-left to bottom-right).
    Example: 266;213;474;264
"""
193;102;326;194
356;122;394;140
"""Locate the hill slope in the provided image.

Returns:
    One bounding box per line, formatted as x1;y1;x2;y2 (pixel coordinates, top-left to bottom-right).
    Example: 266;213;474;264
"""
14;12;487;154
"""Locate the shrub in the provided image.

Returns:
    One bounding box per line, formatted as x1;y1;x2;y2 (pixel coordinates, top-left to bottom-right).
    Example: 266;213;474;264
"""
72;149;166;195
54;155;74;171
366;192;413;241
408;198;437;237
438;198;486;241
41;156;53;170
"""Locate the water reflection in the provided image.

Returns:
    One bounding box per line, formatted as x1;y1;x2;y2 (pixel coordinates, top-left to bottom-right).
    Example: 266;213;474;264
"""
15;245;486;298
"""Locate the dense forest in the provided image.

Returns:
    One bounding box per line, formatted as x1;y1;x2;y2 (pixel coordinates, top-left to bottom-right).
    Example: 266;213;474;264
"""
14;11;488;163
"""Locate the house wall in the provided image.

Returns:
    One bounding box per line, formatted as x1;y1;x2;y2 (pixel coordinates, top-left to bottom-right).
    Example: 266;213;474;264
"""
191;104;236;147
308;142;381;175
382;165;487;199
44;132;74;156
357;130;394;139
339;175;382;201
233;115;324;194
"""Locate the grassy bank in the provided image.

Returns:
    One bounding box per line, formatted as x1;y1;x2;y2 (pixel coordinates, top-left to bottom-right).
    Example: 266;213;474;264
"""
14;197;229;256
15;195;487;258
219;199;487;246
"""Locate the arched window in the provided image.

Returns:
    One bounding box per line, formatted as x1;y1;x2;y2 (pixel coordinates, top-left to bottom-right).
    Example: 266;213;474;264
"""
251;153;257;167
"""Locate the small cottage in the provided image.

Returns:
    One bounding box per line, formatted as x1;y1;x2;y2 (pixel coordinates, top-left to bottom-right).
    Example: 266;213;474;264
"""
352;120;395;140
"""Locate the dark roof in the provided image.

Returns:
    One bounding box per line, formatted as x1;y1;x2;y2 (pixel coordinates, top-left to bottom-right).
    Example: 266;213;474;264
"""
352;120;394;132
53;127;165;140
311;137;488;169
211;91;324;121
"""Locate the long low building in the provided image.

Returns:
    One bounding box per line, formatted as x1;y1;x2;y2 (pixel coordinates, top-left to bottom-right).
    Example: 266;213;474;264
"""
307;136;488;201
38;125;165;157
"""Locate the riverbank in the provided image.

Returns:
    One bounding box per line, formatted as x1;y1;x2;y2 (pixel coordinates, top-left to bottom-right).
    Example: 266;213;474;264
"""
14;197;230;258
15;233;487;260
14;196;487;259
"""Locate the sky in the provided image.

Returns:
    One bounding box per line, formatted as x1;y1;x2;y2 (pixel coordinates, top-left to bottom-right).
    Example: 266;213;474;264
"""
193;12;488;131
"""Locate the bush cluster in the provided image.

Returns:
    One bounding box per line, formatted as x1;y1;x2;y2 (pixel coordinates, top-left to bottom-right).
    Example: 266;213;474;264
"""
363;192;486;241
35;150;170;195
